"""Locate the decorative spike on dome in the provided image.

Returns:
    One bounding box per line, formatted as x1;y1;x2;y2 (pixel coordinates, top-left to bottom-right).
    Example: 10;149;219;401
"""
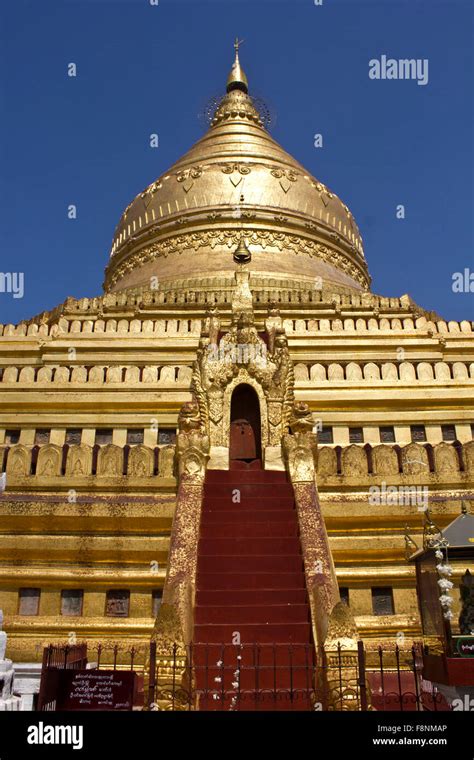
227;37;248;94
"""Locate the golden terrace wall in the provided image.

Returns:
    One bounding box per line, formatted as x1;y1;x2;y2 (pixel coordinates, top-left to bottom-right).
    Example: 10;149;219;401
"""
0;285;473;660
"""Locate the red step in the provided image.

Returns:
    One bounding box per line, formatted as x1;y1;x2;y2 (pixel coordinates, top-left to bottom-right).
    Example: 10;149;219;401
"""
196;589;307;606
206;469;289;484
196;690;314;711
196;571;306;590
199;521;299;538
203;483;294;498
202;497;296;511
198;537;301;555
197;555;304;573
201;510;298;524
194;622;312;644
197;666;312;691
229;459;263;471
195;603;310;625
191;643;314;668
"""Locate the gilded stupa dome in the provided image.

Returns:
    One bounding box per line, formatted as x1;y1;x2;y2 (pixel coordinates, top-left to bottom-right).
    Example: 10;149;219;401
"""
104;45;370;294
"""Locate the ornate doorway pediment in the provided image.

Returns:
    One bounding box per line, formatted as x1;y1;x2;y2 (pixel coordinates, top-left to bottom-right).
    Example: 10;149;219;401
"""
190;268;295;469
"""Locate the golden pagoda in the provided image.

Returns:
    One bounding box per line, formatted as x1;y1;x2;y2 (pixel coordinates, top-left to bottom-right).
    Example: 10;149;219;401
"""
0;44;473;707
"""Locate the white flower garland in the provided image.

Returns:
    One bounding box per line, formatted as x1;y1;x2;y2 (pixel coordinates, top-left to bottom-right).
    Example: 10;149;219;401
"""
212;654;242;710
435;548;454;621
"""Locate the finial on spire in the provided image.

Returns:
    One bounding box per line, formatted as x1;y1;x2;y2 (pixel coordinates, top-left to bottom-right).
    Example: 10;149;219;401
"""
227;37;248;94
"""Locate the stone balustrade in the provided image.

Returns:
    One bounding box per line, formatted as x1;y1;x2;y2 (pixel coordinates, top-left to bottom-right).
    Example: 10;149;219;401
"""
1;443;176;479
283;316;473;334
0;317;202;338
1;360;473;386
0;440;473;481
0;286;473;339
293;360;474;383
0;364;193;385
0;314;473;338
316;440;474;480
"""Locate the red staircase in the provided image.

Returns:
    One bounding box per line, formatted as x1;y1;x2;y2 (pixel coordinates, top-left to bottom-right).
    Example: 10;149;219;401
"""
193;466;315;710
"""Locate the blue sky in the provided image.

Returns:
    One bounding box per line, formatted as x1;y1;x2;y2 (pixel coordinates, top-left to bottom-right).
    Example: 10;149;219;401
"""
0;0;472;323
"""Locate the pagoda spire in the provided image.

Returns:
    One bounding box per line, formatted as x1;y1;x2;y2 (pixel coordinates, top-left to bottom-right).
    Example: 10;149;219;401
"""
226;37;248;93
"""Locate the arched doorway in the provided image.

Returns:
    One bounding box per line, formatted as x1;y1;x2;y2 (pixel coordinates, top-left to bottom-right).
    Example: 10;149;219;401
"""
229;384;262;465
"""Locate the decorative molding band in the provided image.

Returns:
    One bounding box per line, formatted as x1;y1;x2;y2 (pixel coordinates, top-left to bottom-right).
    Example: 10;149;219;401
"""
104;227;370;291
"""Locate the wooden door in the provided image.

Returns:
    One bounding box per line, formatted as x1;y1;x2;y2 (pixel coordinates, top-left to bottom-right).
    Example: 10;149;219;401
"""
230;418;257;461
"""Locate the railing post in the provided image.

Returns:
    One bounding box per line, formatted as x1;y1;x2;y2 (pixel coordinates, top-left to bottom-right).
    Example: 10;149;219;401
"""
411;644;421;711
357;640;368;711
171;643;177;711
220;644;225;710
37;646;50;711
256;643;261;710
236;644;242;711
272;643;277;709
187;643;193;711
337;642;343;711
378;645;386;711
395;644;404;712
147;640;157;710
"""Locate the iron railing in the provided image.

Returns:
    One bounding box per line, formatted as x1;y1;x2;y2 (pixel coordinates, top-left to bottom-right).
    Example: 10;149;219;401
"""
147;641;449;712
38;640;450;712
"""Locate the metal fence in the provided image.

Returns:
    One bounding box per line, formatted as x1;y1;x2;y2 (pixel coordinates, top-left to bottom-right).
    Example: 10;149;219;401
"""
88;643;149;672
38;640;450;712
364;644;448;711
147;640;450;712
38;644;88;710
38;643;149;711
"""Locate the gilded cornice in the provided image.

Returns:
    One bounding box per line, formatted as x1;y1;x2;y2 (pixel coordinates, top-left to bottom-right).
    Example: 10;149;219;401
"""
0;567;168;585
